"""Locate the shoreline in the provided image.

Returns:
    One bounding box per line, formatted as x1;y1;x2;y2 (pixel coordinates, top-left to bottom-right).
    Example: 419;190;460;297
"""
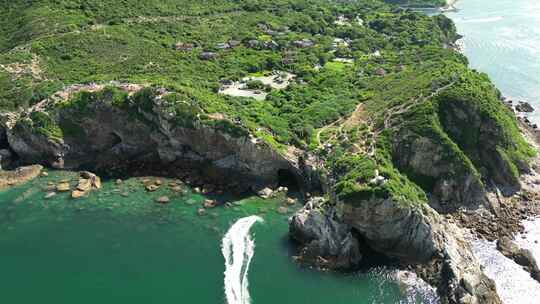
440;0;458;12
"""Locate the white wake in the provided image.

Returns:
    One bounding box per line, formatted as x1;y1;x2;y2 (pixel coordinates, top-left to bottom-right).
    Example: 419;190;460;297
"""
222;216;263;304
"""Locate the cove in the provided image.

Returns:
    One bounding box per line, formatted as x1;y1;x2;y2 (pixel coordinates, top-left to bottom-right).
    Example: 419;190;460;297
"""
0;171;435;303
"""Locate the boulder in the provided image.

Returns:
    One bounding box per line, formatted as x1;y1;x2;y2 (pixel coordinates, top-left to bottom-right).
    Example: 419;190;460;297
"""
174;42;194;51
71;190;86;199
80;171;101;189
203;199;217;208
289;197;362;269
170;185;183;193
0;165;43;189
146;184;159;192
199;52;218;60
515;101;534;113
496;237;540;282
56;182;70;192
257;187;274;199
286;197;297;205
77;179;92;192
155;196;170;204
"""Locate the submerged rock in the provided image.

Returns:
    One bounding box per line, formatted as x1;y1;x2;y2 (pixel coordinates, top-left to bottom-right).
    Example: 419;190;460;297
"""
44;192;56;199
277;206;288;214
71;189;86;199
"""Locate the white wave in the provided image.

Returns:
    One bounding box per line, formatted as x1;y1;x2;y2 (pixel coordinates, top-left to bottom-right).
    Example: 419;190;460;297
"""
470;238;540;304
461;16;504;23
222;216;263;304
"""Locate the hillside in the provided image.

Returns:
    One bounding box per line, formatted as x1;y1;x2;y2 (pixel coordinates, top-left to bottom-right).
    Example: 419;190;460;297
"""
0;1;534;303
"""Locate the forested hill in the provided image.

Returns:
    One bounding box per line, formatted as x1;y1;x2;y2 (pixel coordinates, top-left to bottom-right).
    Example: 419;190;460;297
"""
383;0;447;8
0;0;532;214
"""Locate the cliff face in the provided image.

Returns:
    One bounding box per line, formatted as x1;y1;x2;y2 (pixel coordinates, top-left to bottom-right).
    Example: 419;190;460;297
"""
3;86;308;191
0;80;520;304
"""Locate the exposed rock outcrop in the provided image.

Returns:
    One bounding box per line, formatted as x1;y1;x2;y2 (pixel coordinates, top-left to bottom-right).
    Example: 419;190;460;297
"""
339;198;439;262
515;101;534;113
289;197;362;269
392;130;486;213
3;85;315;192
497;237;540;283
291;195;501;303
72;171;101;198
0;165;43;189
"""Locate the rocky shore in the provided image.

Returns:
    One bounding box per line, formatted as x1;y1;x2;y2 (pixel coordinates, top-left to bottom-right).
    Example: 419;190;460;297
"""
288;108;540;303
1;84;539;303
0;165;43;189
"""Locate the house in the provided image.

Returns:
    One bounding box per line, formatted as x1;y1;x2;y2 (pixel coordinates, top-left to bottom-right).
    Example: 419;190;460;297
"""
200;52;218;60
174;42;195;51
293;39;314;48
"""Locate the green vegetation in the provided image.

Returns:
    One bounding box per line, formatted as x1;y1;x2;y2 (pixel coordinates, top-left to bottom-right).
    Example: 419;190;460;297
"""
28;112;63;141
0;0;534;207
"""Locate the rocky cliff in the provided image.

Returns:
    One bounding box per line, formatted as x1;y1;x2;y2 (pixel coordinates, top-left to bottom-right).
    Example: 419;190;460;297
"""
1;85;315;192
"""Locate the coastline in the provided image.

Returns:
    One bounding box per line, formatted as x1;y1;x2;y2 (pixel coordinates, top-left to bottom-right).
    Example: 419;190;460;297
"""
441;0;458;12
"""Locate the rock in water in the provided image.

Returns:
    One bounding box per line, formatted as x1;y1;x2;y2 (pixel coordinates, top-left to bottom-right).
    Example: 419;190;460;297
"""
77;179;92;192
71;190;86;199
0;165;43;189
146;184;159;192
72;172;102;198
203;199;216;208
155;196;170;204
56;182;70;192
496;237;540;283
44;192;56;199
516;101;535;113
257;187;274;199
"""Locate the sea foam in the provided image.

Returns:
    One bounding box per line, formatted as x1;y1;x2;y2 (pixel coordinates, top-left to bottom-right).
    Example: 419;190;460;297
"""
222;216;263;304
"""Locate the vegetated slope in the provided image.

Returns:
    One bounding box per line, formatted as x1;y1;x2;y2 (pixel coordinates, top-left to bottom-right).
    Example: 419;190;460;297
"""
0;1;528;301
0;0;532;209
383;0;447;8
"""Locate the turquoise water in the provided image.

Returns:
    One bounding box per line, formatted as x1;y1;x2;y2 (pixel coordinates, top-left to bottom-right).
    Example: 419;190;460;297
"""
446;0;540;123
0;172;433;303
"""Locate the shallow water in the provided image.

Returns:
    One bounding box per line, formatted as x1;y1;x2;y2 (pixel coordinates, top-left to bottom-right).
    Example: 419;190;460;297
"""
0;171;436;304
470;238;540;304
